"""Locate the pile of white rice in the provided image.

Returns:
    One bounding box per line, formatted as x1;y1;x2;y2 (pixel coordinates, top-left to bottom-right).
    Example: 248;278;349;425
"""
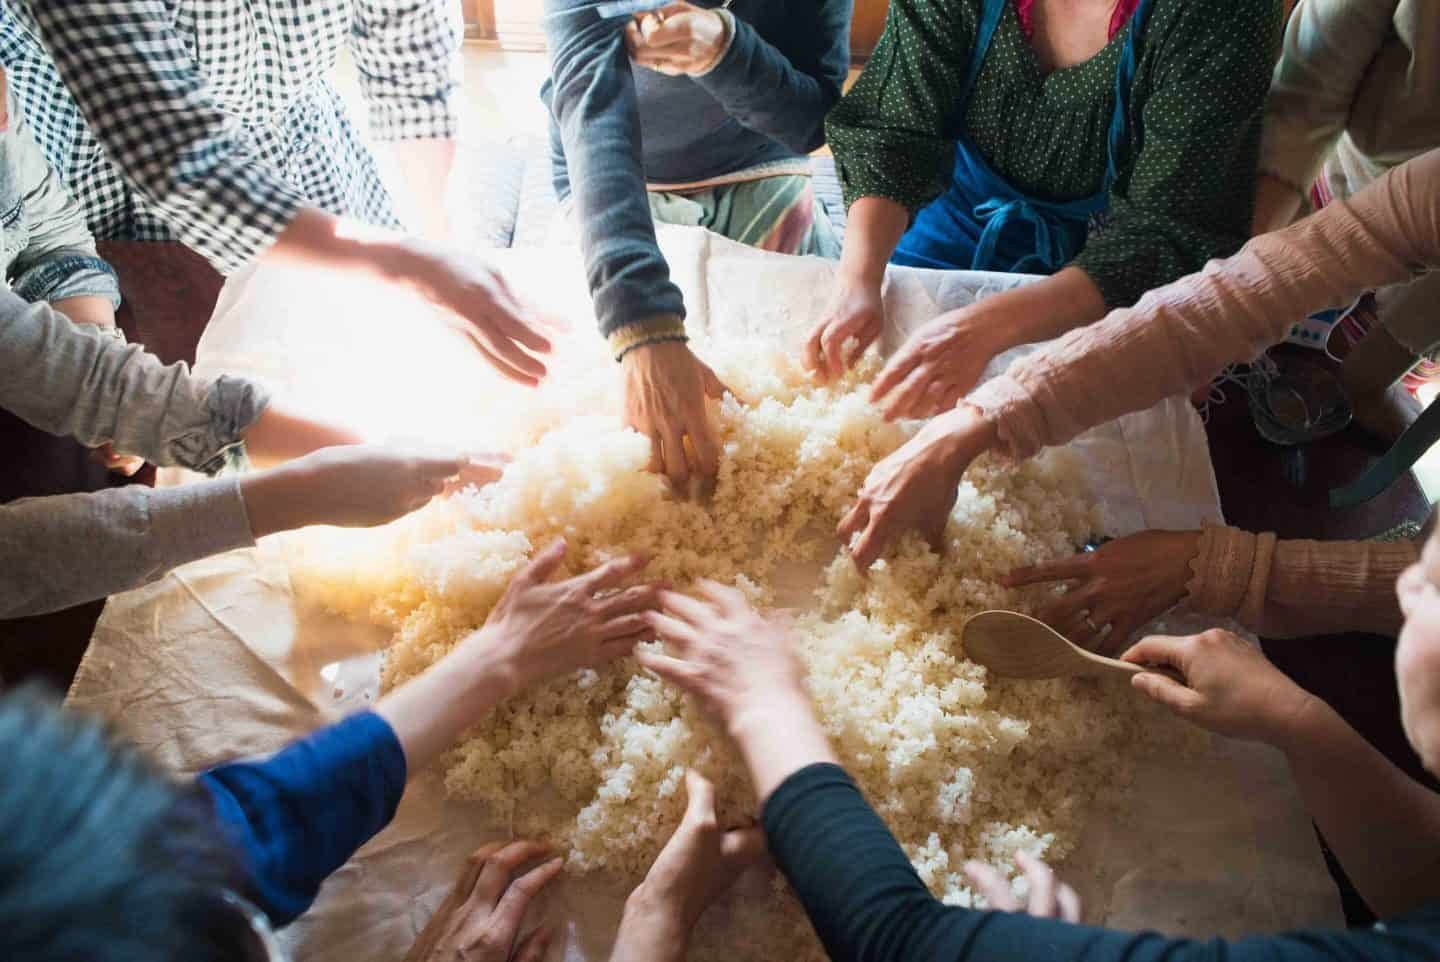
289;340;1174;959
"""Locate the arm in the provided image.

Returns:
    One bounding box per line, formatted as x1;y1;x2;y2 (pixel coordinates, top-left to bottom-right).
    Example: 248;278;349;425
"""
350;0;463;241
690;0;852;155
1184;527;1416;638
1068;0;1280;311
967;147;1440;461
1256;0;1397;234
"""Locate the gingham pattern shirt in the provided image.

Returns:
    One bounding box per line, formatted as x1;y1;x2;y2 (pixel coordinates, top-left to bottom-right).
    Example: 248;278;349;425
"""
0;1;461;274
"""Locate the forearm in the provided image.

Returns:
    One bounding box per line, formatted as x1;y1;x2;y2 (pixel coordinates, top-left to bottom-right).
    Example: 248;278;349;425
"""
0;480;254;618
837;198;910;290
375;634;518;774
239;405;365;469
387;138;457;243
731;691;839;806
969;267;1108;354
609;899;690;962
1278;696;1440;918
49;294;116;327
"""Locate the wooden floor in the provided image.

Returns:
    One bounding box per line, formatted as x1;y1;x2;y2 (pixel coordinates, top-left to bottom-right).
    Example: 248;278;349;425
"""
0;248;1431;924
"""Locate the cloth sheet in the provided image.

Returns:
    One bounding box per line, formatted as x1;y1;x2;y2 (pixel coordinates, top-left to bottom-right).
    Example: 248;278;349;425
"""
68;226;1341;961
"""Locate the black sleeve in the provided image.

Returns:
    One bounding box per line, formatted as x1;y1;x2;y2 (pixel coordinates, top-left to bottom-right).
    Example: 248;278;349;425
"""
692;0;853;154
762;763;1428;962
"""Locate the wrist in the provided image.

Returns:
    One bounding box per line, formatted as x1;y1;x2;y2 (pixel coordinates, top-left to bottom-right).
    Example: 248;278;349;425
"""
928;405;998;472
1269;690;1334;756
448;627;527;703
238;463;317;539
614;892;692;962
611;314;688;363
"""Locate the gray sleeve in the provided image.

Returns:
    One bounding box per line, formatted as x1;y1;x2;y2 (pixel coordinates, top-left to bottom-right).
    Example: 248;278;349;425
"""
4;88;121;307
0;290;270;473
0;477;256;619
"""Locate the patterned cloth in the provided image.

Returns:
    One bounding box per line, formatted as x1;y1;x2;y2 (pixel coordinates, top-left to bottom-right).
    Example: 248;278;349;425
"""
826;0;1280;308
648;174;842;257
0;1;462;275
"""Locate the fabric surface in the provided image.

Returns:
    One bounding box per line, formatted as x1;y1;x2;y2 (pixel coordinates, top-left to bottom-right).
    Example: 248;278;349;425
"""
0;0;461;273
541;0;850;345
0;289;264;616
763;762;1440;962
968;148;1440;460
827;0;1279;307
646;175;841;257
1261;0;1438;202
0;85;117;306
200;709;408;926
1183;525;1417;639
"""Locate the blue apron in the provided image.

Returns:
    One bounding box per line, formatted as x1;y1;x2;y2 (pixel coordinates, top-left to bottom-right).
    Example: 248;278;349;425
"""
892;0;1155;274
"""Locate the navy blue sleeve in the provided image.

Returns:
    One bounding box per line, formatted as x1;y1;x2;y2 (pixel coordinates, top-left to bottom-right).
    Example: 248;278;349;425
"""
542;0;686;339
197;711;408;926
693;0;853;154
762;763;1433;962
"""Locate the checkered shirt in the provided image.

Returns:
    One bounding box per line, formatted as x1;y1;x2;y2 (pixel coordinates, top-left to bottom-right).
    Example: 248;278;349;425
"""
0;1;461;274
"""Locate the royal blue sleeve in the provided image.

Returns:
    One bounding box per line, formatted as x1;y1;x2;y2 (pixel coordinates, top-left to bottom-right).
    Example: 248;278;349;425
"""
197;710;408;925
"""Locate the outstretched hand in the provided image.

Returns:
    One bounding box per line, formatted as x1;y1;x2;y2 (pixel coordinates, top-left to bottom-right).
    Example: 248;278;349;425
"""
623;341;734;491
404;841;561;962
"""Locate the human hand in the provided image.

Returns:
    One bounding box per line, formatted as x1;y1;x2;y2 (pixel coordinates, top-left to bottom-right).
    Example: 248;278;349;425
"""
623;340;732;490
404;242;556;386
804;280;885;382
403;841;561;962
839;405;998;570
616;771;765;960
638;580;807;735
89;443;145;477
1120;630;1319;746
240;446;508;537
625;2;729;76
1004;531;1202;654
963;851;1081;921
869;307;1006;421
475;539;661;694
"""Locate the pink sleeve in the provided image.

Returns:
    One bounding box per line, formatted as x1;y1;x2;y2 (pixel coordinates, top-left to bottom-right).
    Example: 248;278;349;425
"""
968;148;1440;459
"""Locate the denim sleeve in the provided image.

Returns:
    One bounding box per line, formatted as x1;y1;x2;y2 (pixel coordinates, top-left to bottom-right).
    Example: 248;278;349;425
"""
4;88;121;307
542;0;685;342
763;763;1425;962
693;0;852;155
198;711;409;926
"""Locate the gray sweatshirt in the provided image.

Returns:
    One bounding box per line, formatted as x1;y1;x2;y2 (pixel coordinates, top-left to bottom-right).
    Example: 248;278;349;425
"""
0;292;269;617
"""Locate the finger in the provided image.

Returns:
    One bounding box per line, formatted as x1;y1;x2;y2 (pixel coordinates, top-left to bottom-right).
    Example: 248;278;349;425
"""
456;842;507;899
701;362;736;403
598;612;650;641
963;860;1020;912
803;321;828;377
1057;883;1082;924
881;364;939;421
597;632;649;660
597;583;663;617
636;647;704;689
657;588;716;625
870;348;921;405
819;320;858;381
513;925;555;962
642;610;704;651
472;841;553;908
487;856;565;938
1036;584;1099;626
841;326;873;370
682;768;718;827
463;328;542;387
836;497;870;542
647;433;666;476
662;428;690;488
849;514;890;571
1118;634;1190;671
689;417;720;480
475;330;548;384
693;579;748;616
1003;555;1092;587
624;20;642;54
488;306;555;355
1130;670;1205;716
579;554;650;592
519;539;569;586
1017;852;1057;918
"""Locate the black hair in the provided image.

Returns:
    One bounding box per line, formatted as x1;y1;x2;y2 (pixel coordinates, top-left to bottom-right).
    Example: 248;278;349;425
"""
0;685;256;962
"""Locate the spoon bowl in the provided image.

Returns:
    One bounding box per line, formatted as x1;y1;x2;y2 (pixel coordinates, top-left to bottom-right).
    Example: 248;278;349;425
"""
961;610;1143;681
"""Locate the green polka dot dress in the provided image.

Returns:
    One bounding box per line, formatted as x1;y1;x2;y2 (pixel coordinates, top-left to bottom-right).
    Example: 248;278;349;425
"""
826;0;1282;307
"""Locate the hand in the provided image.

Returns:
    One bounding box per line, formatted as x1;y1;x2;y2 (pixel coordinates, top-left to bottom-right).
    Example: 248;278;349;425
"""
89;443;145;477
405;242;556;386
963;851;1081;921
616;771;765;960
804;280;884;382
638;581;806;734
1004;531;1202;654
869;307;1006;421
623;340;732;490
403;841;561;962
625;2;729;76
478;539;662;694
1120;630;1319;746
839;405;997;571
240;446;508;537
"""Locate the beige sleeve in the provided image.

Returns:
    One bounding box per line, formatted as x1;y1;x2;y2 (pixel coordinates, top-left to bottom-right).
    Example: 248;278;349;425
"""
967;148;1440;460
1182;525;1415;639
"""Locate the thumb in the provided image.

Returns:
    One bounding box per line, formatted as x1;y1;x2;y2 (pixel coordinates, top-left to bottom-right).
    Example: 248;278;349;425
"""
1119;634;1189;672
522;538;569;584
702;363;738;403
1130;670;1204;716
683;769;718;826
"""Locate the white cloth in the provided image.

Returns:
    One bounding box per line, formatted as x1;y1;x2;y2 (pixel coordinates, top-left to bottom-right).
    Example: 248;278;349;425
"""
70;228;1341;961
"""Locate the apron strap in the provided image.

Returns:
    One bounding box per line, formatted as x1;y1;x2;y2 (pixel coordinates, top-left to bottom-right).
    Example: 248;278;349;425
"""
1105;0;1158;188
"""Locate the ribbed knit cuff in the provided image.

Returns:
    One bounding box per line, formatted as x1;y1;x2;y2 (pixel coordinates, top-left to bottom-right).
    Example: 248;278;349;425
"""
608;313;689;362
1182;524;1275;624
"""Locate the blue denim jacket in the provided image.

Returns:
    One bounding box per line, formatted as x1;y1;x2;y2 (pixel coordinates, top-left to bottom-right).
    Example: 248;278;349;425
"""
0;88;119;307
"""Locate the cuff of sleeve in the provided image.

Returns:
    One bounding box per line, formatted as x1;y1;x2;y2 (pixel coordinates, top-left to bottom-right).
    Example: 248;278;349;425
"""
145;477;258;566
12;253;122;308
966;375;1047;460
369;95;461;142
692;9;738;79
187;376;272;475
1182;524;1272;621
761;762;858;834
607;313;689;362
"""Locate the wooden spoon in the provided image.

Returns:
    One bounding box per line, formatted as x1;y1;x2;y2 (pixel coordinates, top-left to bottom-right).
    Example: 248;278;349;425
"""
961;610;1144;681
